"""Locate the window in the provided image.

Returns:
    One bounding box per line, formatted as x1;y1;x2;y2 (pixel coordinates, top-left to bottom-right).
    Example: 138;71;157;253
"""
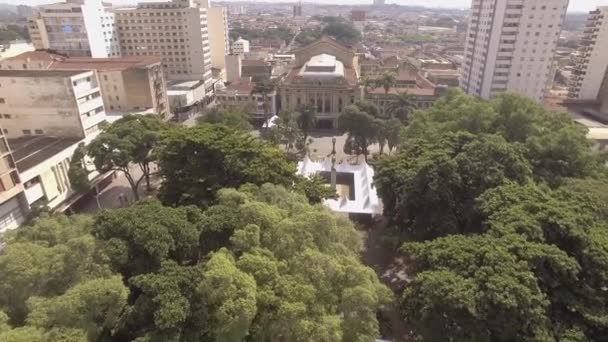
35;129;43;135
22;129;31;135
3;114;10;119
0;98;4;104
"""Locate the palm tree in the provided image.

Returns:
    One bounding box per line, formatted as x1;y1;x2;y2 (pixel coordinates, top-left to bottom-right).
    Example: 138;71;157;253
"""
375;72;397;95
296;104;317;142
361;76;376;93
252;79;277;127
387;92;417;124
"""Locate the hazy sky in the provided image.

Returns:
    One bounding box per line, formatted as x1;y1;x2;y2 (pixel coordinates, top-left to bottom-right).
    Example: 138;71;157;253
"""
5;0;608;13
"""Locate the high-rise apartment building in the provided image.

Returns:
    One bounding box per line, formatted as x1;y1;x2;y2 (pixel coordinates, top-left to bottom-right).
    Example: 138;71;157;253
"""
27;0;120;57
114;0;213;91
569;7;608;101
373;0;385;6
461;0;569;101
207;6;229;70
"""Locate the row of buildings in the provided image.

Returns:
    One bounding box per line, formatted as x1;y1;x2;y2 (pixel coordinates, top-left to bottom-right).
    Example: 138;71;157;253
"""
0;67;109;232
26;0;229;105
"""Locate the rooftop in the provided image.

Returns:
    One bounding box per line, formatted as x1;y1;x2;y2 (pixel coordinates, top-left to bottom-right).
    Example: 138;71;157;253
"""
50;56;161;71
8;136;80;173
0;69;88;78
1;50;65;62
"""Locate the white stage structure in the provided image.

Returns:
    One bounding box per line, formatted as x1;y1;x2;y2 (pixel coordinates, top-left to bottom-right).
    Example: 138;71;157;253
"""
297;156;383;216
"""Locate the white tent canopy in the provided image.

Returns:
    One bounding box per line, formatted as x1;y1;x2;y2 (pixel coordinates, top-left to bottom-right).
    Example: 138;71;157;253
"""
297;156;383;215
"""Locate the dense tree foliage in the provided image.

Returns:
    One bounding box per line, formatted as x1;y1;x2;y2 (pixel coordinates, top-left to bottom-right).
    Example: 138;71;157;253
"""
0;185;392;341
229;24;294;43
374;90;608;340
322;21;362;46
158;124;296;207
402;183;608;340
199;105;253;132
87;115;169;200
0;25;29;42
67;143;90;193
0;215;120;339
377;90;606;239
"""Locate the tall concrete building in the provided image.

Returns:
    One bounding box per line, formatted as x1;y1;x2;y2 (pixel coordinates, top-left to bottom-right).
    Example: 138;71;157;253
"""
207;6;229;70
0;70;107;140
373;0;385;6
27;0;120;57
0;129;26;233
569;7;608;101
460;0;569;101
114;0;213;93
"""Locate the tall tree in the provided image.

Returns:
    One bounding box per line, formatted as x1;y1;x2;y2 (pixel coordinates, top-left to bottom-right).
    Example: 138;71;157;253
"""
375;72;397;95
402;182;608;341
87;115;168;200
296;104;317;142
375;132;532;240
252;79;277;127
157;124;296;207
338;104;381;161
386;92;417;124
322;22;362;45
199;105;253;132
67;143;90;193
273;110;303;153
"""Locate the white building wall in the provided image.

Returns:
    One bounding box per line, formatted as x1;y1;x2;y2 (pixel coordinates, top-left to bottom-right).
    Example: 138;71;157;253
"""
570;7;608;100
232;39;250;54
207;7;229;70
28;0;117;58
115;0;212;87
461;0;569;102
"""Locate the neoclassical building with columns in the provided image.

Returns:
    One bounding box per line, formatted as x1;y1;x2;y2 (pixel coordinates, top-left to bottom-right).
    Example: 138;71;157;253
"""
279;36;362;129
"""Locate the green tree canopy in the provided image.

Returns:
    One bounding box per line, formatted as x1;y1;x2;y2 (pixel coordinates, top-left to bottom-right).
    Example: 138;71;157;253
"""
322;22;362;45
338;104;381;161
375;132;532;240
402;182;608;341
376;91;608;340
87;114;169;200
199;105;253;132
1;185;391;341
157;124;296;207
404;90;606;185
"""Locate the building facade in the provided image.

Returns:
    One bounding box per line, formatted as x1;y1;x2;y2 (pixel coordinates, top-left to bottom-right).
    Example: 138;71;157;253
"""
280;37;361;129
0;129;27;233
27;0;120;57
461;0;569;101
114;0;213;96
232;38;250;55
569;7;608;101
207;6;229;70
0;51;169;118
215;77;278;121
0;70;107;140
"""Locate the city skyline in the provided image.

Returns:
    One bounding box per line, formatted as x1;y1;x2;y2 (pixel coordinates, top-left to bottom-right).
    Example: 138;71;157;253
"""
4;0;608;13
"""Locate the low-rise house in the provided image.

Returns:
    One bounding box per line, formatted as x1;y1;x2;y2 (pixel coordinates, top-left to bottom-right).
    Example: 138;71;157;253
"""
215;77;278;123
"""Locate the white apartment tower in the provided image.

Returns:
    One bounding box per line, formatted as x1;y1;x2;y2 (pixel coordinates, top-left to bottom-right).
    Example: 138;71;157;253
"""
27;0;120;58
569;7;608;101
207;7;229;70
461;0;569;101
114;0;212;87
